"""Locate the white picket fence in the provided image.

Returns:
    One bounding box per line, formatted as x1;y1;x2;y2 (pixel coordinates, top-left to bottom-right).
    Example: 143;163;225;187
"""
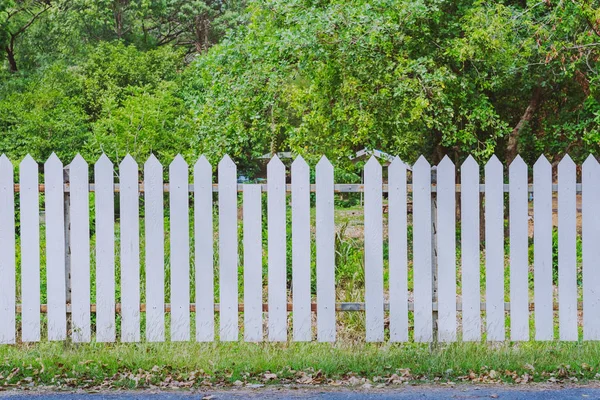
0;152;597;344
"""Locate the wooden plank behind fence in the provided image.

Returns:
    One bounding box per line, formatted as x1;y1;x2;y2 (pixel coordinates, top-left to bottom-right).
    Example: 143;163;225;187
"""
534;155;553;340
267;156;287;342
413;156;432;342
96;154;115;342
45;154;66;341
291;156;311;341
365;157;384;342
437;156;456;342
195;156;214;342
485;155;504;341
583;155;600;339
388;157;408;342
316;156;335;342
0;155;15;344
120;155;140;342
219;155;238;341
509;156;529;341
170;155;190;341
558;155;577;341
461;156;481;341
20;155;40;342
243;184;263;342
71;155;91;342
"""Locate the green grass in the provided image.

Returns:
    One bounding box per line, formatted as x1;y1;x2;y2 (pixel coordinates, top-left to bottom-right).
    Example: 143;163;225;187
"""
1;341;599;388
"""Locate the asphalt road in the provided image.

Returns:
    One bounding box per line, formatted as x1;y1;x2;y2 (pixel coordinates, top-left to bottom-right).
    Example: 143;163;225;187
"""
1;387;600;400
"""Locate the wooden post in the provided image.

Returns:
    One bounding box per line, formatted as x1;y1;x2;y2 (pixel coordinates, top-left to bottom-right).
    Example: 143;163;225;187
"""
430;165;438;348
63;166;71;336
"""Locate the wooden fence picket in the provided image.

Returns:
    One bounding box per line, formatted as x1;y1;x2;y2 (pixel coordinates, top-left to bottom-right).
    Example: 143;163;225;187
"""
316;156;335;342
534;155;553;340
170;155;190;341
388;157;408;342
44;154;66;341
0;155;15;344
70;155;91;342
583;155;600;340
219;155;238;341
243;184;263;342
20;155;40;342
461;156;481;341
437;156;456;342
291;156;311;341
144;155;164;342
558;155;577;341
364;156;384;342
120;155;140;342
267;155;287;342
509;156;529;341
413;156;432;342
485;156;505;341
95;154;115;342
195;156;214;342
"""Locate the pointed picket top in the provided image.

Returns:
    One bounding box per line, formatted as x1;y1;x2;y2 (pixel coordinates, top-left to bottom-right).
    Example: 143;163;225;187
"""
194;154;212;173
413;155;430;169
365;155;381;171
20;154;36;168
316;155;333;171
484;154;502;173
291;155;308;175
97;153;112;165
267;153;284;169
437;155;454;169
583;154;599;169
510;154;526;169
558;154;576;170
0;154;11;168
144;153;160;168
390;156;407;170
170;154;188;170
218;154;236;169
69;153;87;168
534;154;551;169
461;154;478;170
45;152;62;168
119;154;137;169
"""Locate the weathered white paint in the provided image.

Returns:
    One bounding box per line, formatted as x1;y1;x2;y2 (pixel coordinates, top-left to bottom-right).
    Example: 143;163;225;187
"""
219;155;238;341
413;156;432;342
509;156;529;341
267;156;287;342
243;184;263;342
316;156;335;342
558;155;577;341
364;157;384;342
291;156;311;341
95;154;115;342
70;155;90;342
0;155;15;344
170;155;190;341
388;157;408;342
44;154;66;341
437;156;456;342
533;155;553;341
194;156;214;342
461;156;481;341
583;155;600;340
120;155;140;342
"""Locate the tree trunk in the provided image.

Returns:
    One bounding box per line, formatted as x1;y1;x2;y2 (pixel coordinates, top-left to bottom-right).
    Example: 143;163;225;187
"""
506;86;543;164
5;46;17;73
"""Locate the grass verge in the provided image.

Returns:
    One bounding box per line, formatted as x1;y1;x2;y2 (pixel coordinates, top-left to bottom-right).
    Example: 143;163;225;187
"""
0;341;599;389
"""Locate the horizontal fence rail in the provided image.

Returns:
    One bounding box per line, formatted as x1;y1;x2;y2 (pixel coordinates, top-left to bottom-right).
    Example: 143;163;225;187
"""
0;152;596;344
